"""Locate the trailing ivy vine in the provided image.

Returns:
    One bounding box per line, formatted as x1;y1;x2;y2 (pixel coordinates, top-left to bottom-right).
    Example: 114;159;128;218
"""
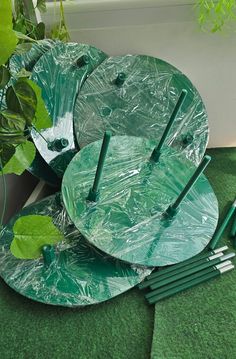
196;0;236;32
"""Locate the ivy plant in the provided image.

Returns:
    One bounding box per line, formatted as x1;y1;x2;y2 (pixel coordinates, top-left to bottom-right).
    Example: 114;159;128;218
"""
196;0;236;32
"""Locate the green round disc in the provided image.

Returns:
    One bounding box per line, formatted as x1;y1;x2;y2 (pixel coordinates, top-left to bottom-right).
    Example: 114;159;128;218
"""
31;43;108;177
62;136;218;267
0;194;151;307
74;55;208;165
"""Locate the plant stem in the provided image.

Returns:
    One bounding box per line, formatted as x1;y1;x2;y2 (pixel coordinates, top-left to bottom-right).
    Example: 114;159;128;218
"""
0;158;7;229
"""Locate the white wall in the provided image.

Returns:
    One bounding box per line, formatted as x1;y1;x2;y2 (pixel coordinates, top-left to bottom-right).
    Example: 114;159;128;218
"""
43;0;236;148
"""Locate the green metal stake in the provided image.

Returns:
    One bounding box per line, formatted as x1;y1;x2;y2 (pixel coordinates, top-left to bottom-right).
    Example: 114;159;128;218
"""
139;246;228;290
146;260;231;299
147;262;234;304
87;131;112;202
230;212;236;238
209;198;236;250
166;155;211;217
150;252;235;291
150;89;187;163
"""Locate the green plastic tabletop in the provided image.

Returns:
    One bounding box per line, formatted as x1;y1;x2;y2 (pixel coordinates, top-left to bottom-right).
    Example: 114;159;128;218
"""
62;136;218;267
74;55;208;165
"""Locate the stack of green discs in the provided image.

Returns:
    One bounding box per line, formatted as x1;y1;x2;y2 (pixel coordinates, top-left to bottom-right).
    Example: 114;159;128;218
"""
0;42;222;307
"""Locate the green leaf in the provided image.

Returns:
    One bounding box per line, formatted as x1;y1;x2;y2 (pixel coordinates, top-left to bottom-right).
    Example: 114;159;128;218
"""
0;0;13;28
0;110;26;144
0;30;18;67
6;80;37;125
2;140;36;175
0;144;16;167
10;215;63;259
14;42;33;55
36;0;46;13
0;1;18;66
0;66;10;89
22;79;52;130
0;110;26;133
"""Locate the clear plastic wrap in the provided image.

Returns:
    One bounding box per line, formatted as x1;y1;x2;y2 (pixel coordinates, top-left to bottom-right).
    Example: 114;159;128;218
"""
30;43;108;177
10;39;57;75
0;194;151;307
62;136;218;267
74;55;209;165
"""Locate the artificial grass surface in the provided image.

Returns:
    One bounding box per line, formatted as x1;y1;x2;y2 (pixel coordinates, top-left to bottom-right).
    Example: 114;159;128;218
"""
0;282;154;359
151;147;236;359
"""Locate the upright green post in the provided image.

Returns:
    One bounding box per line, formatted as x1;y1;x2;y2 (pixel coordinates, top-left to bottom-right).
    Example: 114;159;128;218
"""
166;155;211;217
150;89;187;163
230;212;236;238
87;131;112;202
209;199;236;249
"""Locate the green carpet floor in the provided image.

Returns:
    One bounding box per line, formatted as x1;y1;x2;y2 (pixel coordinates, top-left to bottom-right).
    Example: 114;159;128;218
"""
0;148;235;359
151;147;236;359
0;281;153;359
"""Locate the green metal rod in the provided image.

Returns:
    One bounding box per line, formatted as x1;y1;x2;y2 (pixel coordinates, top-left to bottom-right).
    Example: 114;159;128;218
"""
146;263;225;299
139;245;227;288
230;212;236;238
150;89;187;163
87;131;112;202
166;155;211;217
150;253;235;290
209;198;236;250
138;248;227;290
147;263;234;304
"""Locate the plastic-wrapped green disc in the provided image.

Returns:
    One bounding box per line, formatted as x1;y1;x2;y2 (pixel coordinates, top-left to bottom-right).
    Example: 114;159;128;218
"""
0;194;150;307
31;43;108;177
62;136;218;267
74;55;208;165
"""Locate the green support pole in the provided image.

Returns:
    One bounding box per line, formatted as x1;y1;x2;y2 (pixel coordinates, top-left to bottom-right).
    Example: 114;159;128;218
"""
145;260;229;299
150;252;235;290
166;155;211;217
147;263;234;304
87;131;112;202
139;247;227;290
150;89;187;163
230;212;236;238
209;198;236;250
